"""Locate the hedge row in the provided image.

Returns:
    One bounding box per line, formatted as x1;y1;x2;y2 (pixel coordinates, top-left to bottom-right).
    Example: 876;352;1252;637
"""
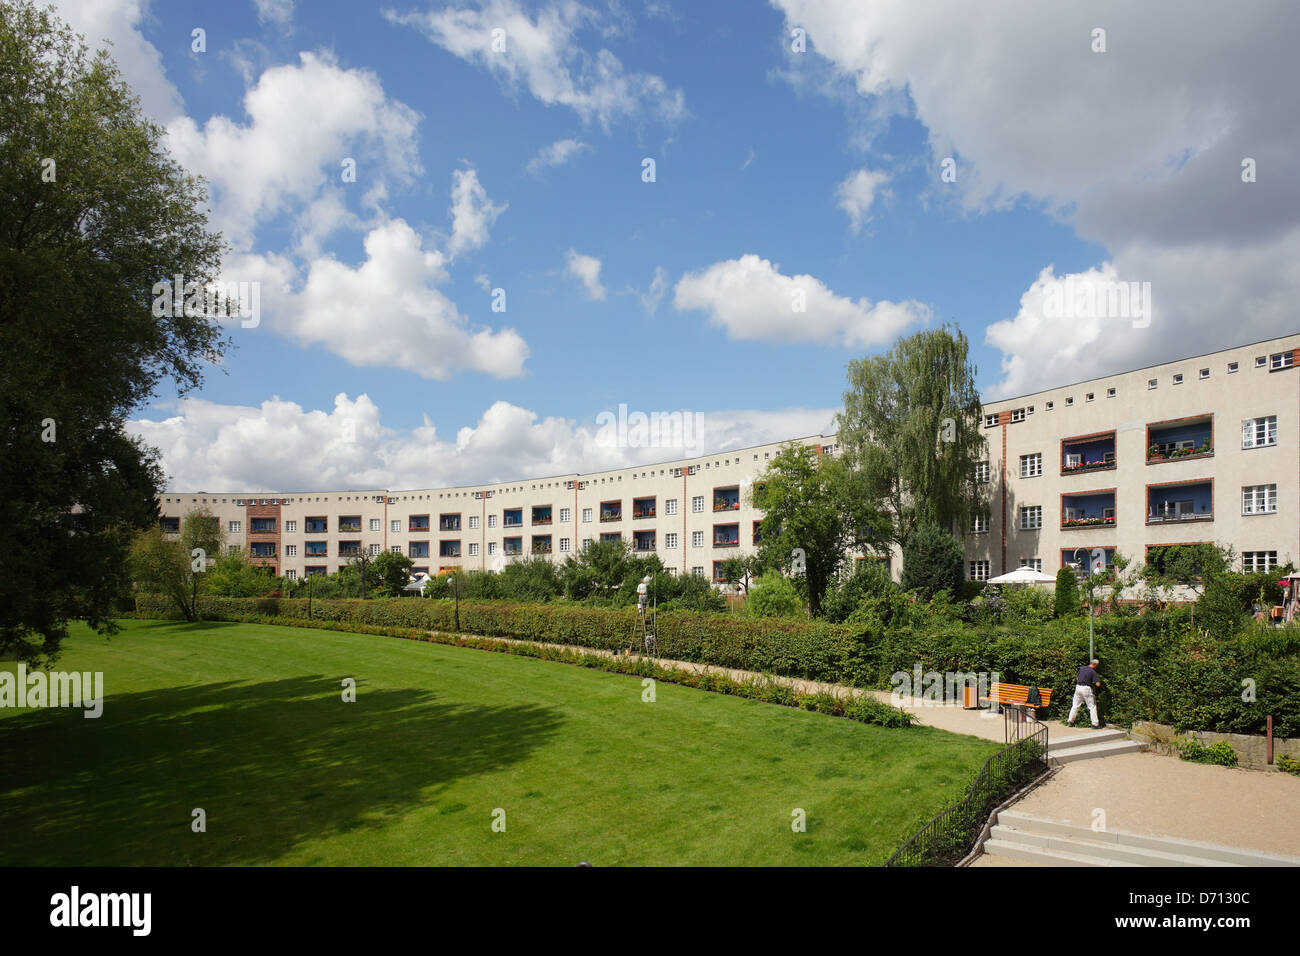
133;598;914;728
135;594;869;685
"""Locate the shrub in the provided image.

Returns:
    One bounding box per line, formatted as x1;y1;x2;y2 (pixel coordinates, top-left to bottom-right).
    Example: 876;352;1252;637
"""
822;560;893;623
1276;754;1300;776
746;571;804;618
1053;568;1081;618
900;522;963;598
1197;570;1245;639
1178;738;1238;767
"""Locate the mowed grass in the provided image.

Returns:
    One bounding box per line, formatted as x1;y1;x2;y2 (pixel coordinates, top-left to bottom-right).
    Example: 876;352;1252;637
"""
0;620;999;866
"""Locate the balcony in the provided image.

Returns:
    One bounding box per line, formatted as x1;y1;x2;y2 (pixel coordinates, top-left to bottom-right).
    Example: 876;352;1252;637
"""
249;542;277;558
531;506;552;526
250;518;277;533
305;518;328;534
531;535;552;555
439;515;461;532
713;486;740;512
503;537;523;556
599;532;621;545
1147;480;1213;524
632;497;656;519
1147;416;1213;464
160;517;180;534
305;542;329;557
1061;491;1116;529
1061;431;1116;474
409;543;429;558
439;541;461;558
714;523;740;547
503;509;523;528
409;516;430;533
338;541;362;558
600;501;622;522
633;531;656;552
1061;548;1117;577
338;517;362;534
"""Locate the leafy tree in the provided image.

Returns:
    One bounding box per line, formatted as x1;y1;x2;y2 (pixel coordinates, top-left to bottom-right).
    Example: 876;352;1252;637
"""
372;550;414;597
835;324;985;548
719;554;764;594
129;508;223;620
1198;568;1246;638
1144;543;1235;622
202;549;277;597
498;557;563;602
899;522;963;598
746;571;803;618
560;538;635;602
1054;567;1081;618
752;443;881;617
822;559;893;623
0;3;227;663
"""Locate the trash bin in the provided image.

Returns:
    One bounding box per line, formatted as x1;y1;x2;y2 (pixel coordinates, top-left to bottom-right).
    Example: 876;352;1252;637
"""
963;684;980;709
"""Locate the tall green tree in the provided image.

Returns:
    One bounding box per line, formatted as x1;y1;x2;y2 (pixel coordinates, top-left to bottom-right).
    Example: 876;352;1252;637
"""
899;522;964;598
835;325;984;549
0;2;228;663
372;550;415;597
128;507;223;621
752;443;882;617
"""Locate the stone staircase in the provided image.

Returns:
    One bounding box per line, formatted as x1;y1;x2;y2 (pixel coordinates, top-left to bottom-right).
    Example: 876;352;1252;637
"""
984;810;1300;866
1046;727;1144;764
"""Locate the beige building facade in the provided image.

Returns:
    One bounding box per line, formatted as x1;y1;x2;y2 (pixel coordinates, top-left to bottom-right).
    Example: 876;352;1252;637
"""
162;332;1300;586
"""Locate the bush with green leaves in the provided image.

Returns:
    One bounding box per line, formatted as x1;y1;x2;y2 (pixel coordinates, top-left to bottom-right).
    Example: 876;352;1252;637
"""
1276;754;1300;776
1054;568;1081;618
746;570;804;618
900;522;963;598
1197;569;1246;638
822;560;893;623
1178;738;1238;767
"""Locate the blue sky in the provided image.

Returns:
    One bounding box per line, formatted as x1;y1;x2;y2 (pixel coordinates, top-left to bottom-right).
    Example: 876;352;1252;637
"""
49;0;1299;490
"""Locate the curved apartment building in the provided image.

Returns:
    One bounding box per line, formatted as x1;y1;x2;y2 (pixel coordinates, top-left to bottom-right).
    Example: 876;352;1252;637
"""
162;332;1300;584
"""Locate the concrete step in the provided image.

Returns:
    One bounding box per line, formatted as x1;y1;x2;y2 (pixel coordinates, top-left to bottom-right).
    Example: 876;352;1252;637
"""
994;810;1300;866
1049;739;1145;763
983;837;1138;867
1047;727;1129;749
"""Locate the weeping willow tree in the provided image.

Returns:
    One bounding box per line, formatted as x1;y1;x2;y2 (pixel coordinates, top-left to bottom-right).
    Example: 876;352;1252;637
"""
835;325;985;550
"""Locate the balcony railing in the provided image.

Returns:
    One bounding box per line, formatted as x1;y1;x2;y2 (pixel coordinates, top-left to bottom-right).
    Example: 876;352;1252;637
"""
713;500;740;512
504;547;523;556
409;523;430;533
632;509;655;519
531;544;552;554
532;518;552;526
1061;459;1115;474
1147;441;1212;462
600;512;622;522
714;539;740;548
1146;511;1213;524
439;522;461;532
338;523;362;533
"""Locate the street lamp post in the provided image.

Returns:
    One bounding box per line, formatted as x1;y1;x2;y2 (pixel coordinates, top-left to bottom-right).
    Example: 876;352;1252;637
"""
1073;547;1095;662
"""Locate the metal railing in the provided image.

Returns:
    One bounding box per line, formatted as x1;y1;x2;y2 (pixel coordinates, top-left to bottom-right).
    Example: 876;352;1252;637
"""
884;723;1049;867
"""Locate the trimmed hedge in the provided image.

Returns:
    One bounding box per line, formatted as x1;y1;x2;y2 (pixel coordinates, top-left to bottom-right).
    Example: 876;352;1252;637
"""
136;595;871;685
133;596;913;729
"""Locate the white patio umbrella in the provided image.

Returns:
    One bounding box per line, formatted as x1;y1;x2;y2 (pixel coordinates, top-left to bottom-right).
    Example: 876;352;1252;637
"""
402;573;429;595
986;566;1057;585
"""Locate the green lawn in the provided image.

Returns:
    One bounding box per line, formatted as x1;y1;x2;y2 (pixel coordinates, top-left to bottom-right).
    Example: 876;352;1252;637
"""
0;620;999;866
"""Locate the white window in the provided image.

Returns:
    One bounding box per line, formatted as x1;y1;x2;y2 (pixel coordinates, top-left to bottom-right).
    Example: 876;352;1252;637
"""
665;498;678;515
975;461;990;483
1107;387;1117;397
582;538;592;549
692;567;705;578
285;569;296;580
1085;393;1094;402
369;543;381;556
389;519;399;533
665;532;679;549
488;514;498;528
1255;355;1267;368
558;508;570;523
286;545;297;557
469;542;480;556
1199;368;1210;379
1019;506;1042;530
973;515;989;534
1147;378;1158;390
370;518;381;532
969;560;990;582
1271;351;1294;370
488;542;497;555
1242;416;1278;449
285;520;297;533
559;538;570;553
1020;453;1042;478
1019;558;1042;572
692;495;705;513
1242;484;1278;515
1045;401;1054;410
1010;408;1025;423
468;515;479;529
692;531;704;548
582;508;592;523
390;545;401;554
1228;361;1239;373
228;544;240;555
984;414;999;428
1172;374;1183;385
1243;551;1278;572
229;520;242;534
1065;453;1082;468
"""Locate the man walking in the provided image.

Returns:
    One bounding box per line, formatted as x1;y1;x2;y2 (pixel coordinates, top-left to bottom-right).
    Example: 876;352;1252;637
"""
1067;659;1102;728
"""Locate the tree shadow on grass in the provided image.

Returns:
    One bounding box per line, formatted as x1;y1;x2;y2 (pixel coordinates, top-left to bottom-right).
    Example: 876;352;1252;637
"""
0;675;564;865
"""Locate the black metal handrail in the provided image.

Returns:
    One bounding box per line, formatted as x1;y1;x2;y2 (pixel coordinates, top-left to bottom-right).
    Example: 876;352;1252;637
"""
884;723;1049;867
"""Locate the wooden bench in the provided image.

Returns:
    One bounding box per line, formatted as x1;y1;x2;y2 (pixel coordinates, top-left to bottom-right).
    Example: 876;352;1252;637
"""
989;682;1053;717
